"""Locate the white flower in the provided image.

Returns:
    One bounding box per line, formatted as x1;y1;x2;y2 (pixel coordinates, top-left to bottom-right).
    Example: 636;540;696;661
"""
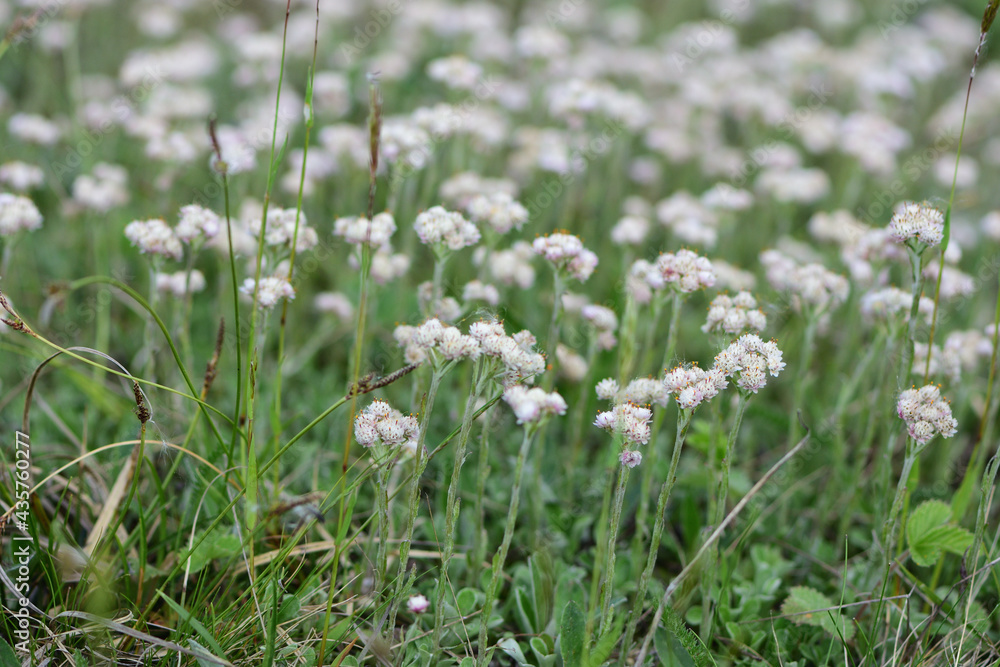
0;194;43;236
240;275;295;310
0;162;44;191
713;335;785;394
427;55;484;90
407;594;430;614
72;163;129;213
532;233;598;282
888;202;945;248
594;402;653;446
503;386;567;424
467;192;529;235
663;365;728;409
462;280;500;306
415;206;481;251
175;204;221;243
610;215;649;246
261;207;316;251
355;399;419;450
125;219;182;260
619;449;643;468
654;249;715;293
314;292;353;320
702;291;767;335
896;385;957;445
395;318;482;364
333;212;397;248
155;270;206;296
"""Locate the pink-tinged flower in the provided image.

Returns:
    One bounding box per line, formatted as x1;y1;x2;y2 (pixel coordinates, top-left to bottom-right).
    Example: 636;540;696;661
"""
702;291;766;335
407;594;430;613
594;403;652;446
653;249;715;293
415;206;480;250
663;365;728;409
503;386;567;424
896;385;957;445
713;335;785;394
532;232;598;282
888;202;944;248
619;449;643;468
354;399;420;450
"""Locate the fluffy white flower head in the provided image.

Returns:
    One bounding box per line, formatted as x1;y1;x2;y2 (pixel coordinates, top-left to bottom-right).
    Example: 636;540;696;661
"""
503;386;567;424
532;232;598;282
888;202;944;248
594;402;653;446
0;193;43;236
415;206;481;250
713;334;785;394
125;218;182;260
896;384;958;445
354;399;420;450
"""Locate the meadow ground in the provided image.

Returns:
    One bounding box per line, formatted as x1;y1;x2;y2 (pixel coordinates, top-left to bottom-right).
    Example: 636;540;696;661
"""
1;0;1000;665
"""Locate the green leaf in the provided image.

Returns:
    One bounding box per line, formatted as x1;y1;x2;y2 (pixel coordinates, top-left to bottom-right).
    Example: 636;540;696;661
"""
0;639;18;667
455;588;480;615
497;638;529;665
559;600;585;667
907;500;973;567
654;625;697;667
661;604;713;667
515;586;537;634
180;532;241;574
588;611;624;666
530;552;555;632
277;595;301;625
780;586;855;641
158;592;229;659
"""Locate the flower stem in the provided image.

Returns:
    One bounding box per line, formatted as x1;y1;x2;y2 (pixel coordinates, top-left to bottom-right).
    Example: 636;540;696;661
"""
621;409;692;663
598;462;631;638
478;426;535;666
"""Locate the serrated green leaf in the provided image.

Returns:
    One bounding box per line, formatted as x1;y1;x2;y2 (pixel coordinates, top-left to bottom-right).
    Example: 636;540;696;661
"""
654;625;697;667
780;586;855;641
661;604;713;667
908;500;973;567
559;600;585;667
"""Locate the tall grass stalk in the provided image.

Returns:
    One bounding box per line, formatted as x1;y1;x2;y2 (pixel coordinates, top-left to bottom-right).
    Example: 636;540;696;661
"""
271;0;319;495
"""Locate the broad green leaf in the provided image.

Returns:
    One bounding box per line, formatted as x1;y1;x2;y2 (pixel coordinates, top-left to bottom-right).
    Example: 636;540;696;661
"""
907;500;973;567
0;639;17;667
180;532;241;574
497;637;529;665
559;600;585;667
780;586;855;641
455;588;480;615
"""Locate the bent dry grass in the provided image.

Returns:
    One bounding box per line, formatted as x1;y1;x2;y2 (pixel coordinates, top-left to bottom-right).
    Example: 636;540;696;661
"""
2;0;1000;665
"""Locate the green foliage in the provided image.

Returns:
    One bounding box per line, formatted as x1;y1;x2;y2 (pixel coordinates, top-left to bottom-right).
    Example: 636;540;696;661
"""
906;500;974;567
780;587;855;642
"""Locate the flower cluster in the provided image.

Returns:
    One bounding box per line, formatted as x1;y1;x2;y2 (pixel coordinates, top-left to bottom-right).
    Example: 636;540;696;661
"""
0;162;44;191
354;399;420;451
393;318;481;364
125;218;183;260
581;304;619;349
333;212;397;248
175;204;221;244
896;385;958;445
503;386;567;424
713;334;785;394
0;193;43;236
532;232;598;282
240;275;295;310
860;287;934;325
760;250;849;314
469;320;547;386
260;207;317;251
651;249;716;293
415;206;480;250
480;241;536;288
156;270;206;296
72;163;129;213
594;402;653;446
888;202;945;249
467;192;529;235
663;365;728;410
595;377;668;407
702;291;767;335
